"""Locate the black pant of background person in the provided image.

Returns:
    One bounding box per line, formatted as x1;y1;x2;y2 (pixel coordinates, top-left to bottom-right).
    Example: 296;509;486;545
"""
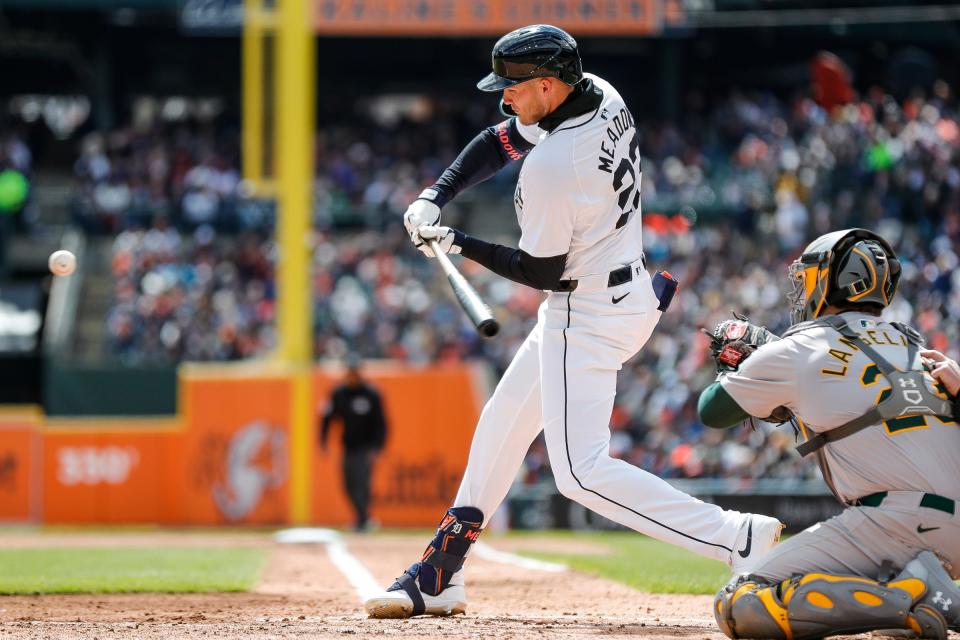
343;447;375;530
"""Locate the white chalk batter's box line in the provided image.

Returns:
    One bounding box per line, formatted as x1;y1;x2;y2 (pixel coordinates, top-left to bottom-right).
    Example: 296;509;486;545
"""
274;528;567;604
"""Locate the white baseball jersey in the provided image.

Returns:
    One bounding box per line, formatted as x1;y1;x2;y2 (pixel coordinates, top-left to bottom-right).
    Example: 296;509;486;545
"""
511;73;645;279
452;73;755;567
721;312;960;503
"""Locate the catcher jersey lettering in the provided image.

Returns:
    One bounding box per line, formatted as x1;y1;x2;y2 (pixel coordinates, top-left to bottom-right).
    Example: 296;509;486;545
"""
720;312;960;503
513;73;644;278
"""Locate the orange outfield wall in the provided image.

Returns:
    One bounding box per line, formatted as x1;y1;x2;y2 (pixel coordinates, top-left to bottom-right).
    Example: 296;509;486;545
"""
0;408;41;522
312;364;484;527
0;363;485;526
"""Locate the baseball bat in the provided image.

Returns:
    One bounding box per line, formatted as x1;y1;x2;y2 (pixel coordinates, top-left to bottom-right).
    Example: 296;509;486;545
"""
429;240;500;338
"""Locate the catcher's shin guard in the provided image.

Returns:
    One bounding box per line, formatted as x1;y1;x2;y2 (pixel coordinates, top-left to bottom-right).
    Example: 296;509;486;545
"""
715;572;948;640
900;551;960;629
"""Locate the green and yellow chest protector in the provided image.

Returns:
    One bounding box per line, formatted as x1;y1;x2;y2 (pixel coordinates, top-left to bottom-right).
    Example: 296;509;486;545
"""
784;315;952;458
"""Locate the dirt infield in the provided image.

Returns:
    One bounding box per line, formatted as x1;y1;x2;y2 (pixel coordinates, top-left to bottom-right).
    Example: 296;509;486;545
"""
0;531;951;639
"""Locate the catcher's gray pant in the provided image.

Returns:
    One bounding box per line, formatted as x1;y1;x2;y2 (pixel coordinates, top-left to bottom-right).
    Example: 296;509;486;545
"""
751;491;960;581
453;269;747;563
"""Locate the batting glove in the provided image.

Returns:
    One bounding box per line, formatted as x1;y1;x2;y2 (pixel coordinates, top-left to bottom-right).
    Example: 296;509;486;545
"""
415;225;462;258
403;192;442;245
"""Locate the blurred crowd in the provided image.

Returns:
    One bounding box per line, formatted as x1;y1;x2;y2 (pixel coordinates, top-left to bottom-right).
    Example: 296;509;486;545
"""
0;127;31;176
638;81;960;246
0;126;33;223
70;99;502;234
71;122;244;233
106;222;274;362
99;83;960;483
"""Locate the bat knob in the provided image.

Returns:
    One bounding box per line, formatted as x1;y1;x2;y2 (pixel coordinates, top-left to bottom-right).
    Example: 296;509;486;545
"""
478;318;500;338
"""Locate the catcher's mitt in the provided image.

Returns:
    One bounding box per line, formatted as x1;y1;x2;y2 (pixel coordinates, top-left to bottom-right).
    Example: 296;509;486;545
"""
703;312;780;373
703;312;793;425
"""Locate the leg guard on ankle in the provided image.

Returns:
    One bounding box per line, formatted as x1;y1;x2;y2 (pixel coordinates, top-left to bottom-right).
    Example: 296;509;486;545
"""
715;572;948;640
387;563;427;616
418;507;483;596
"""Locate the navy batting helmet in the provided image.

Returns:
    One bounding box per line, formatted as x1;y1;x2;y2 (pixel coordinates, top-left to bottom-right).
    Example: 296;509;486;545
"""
477;24;583;92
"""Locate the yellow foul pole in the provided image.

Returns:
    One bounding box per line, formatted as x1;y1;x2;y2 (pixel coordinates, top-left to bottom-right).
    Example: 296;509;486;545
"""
276;0;315;524
242;0;264;190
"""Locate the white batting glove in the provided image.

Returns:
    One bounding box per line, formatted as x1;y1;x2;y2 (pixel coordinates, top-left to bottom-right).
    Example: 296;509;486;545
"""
415;225;461;258
403;194;442;243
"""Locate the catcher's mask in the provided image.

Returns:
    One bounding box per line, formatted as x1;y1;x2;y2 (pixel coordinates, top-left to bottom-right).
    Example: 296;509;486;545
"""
787;228;901;325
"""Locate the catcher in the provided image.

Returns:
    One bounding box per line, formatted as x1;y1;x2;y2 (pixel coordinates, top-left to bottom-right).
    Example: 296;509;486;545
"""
699;228;960;640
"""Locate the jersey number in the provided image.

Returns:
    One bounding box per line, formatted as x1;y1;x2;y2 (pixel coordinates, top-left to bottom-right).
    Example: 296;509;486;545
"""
612;131;641;230
860;363;956;435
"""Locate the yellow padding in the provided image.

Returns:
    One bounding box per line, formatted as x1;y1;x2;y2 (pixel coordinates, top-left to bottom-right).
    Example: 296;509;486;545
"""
812;268;830;318
853;591;884;607
781;579;798;605
889;578;926;601
806;591;835;609
905;615;923;635
798;573;876;587
758;587;794;640
731;581;758;606
716;598;723;618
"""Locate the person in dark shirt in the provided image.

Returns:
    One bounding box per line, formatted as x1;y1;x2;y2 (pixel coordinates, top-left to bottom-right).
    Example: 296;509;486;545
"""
320;356;388;531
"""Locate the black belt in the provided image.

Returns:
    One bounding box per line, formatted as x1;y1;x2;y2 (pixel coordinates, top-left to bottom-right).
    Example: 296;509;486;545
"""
554;254;646;293
855;491;955;515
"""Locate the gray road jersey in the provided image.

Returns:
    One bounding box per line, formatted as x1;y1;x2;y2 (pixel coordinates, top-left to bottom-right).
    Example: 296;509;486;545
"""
720;312;960;503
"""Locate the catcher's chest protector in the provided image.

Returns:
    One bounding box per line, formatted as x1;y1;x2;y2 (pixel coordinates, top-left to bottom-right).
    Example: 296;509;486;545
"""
787;316;951;457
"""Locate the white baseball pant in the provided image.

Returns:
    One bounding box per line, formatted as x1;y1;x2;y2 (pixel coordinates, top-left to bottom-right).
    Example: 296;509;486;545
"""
454;267;745;562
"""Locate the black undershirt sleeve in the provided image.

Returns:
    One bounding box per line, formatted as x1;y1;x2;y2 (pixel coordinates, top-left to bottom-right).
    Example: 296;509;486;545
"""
453;230;566;291
419;118;555;289
427;119;534;208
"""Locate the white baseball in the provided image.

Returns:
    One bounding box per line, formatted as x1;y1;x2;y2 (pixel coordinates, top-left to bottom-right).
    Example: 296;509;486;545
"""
49;250;76;276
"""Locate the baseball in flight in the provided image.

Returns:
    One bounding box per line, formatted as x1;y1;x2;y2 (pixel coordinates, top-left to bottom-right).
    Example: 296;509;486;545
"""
48;249;76;276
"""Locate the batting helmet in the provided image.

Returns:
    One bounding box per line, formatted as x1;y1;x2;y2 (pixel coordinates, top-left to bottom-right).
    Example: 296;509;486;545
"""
476;24;583;92
787;228;901;325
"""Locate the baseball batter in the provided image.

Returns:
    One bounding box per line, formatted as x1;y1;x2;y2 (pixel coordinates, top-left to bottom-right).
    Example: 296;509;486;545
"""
364;24;782;619
699;228;960;639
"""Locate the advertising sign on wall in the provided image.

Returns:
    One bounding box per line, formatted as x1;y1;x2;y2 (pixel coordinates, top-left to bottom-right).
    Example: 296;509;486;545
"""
312;0;668;36
0;414;39;521
0;363;484;526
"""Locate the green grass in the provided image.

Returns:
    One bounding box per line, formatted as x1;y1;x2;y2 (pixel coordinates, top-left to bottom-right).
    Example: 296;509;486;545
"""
507;530;730;594
0;548;266;594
